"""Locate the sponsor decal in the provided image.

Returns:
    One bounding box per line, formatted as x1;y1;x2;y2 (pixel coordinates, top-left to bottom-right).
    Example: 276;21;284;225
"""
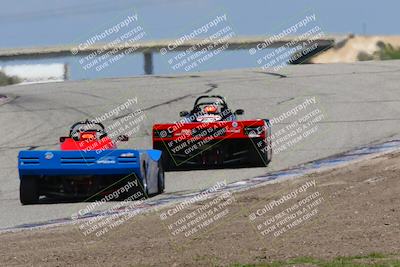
196;114;222;122
97;156;116;164
44;152;54;160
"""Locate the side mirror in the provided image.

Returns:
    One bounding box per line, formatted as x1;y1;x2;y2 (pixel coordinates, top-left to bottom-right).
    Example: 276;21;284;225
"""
59;137;68;143
234;109;244;115
179;111;189;117
117;135;129;142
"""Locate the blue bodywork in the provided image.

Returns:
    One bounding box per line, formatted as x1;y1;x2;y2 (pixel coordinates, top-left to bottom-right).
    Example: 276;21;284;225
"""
18;149;144;177
18;148;163;203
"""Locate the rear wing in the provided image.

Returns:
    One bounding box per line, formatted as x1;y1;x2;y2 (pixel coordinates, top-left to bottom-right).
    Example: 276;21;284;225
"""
153;119;270;141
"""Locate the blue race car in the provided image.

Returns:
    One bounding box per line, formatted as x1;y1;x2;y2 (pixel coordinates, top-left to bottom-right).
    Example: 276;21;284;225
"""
18;120;165;205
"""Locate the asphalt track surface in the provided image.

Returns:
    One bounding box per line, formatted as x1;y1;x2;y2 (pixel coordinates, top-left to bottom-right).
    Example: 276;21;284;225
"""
1;60;400;229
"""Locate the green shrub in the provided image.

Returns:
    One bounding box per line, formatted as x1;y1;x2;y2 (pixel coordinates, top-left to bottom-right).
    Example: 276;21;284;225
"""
374;42;400;60
0;71;21;86
357;42;400;61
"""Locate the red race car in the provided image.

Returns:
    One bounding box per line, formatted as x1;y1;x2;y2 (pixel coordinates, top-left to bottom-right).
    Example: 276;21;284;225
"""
153;95;272;170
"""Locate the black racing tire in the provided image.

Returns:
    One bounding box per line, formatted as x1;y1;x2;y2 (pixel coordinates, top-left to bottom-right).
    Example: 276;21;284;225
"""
266;148;272;165
20;177;39;205
154;142;172;171
157;160;165;194
140;162;149;198
252;152;268;167
260;149;271;166
161;152;173;171
252;139;270;167
265;136;272;165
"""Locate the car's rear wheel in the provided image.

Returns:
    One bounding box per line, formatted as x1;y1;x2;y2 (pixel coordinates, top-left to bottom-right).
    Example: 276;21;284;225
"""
252;138;271;167
20;177;39;205
157;161;165;194
161;152;173;171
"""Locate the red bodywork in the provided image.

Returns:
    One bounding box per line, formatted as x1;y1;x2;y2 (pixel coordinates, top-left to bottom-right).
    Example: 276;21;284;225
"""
60;132;116;151
153;120;267;141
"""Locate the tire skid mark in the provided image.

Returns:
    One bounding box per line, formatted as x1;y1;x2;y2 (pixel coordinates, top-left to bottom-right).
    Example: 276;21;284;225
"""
0;104;106;114
113;83;219;120
0;143;58;151
253;71;287;78
288;69;400;79
277;97;295;105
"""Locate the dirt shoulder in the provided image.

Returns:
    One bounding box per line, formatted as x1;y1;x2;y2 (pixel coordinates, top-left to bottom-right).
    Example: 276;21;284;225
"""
1;151;400;267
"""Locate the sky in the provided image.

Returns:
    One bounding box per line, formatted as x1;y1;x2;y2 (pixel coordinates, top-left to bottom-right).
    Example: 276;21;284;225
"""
0;0;399;79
